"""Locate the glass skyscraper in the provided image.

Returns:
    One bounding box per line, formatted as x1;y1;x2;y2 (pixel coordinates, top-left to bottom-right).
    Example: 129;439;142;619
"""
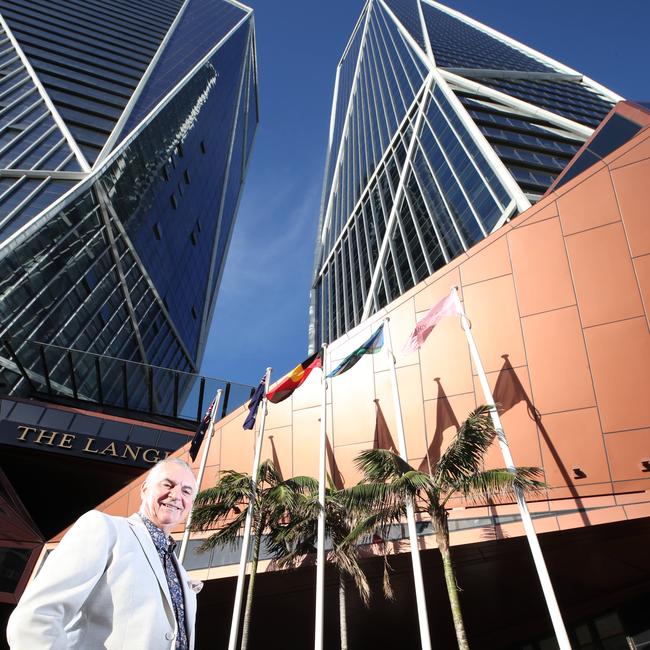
310;0;621;348
0;0;258;400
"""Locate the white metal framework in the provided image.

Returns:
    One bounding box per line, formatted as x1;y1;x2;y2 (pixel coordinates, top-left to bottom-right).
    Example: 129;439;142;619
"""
310;0;620;349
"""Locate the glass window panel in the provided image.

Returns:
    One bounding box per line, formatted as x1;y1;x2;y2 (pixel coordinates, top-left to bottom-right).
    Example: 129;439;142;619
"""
382;0;427;52
421;3;553;72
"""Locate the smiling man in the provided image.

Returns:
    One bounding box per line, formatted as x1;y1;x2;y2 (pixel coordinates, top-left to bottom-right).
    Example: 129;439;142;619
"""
7;458;200;650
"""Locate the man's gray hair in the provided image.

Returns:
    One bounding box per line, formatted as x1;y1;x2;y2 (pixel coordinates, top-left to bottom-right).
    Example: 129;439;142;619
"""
144;457;195;485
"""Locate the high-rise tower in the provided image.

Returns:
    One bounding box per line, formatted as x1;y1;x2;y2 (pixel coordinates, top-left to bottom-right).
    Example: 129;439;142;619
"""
0;0;258;401
310;0;621;348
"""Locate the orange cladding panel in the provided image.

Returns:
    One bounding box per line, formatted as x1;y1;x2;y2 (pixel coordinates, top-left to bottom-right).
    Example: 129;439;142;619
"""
521;306;595;415
220;421;254;473
508;217;575;317
537;408;611;489
633;255;650;328
565;222;643;328
608;131;650;170
583;317;650;433
476;367;542;472
462;275;526;373
604;428;650;483
611;157;650;257
460;235;511;286
513;199;558;228
413;268;461;312
329;350;376;448
417;293;472;399
396;363;428;459
291;406;321;478
423;391;477;467
262;425;293;478
557;167;620;235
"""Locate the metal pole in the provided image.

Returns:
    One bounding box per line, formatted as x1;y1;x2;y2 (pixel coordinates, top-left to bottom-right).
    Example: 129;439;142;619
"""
384;319;432;650
314;344;328;650
452;287;571;650
228;368;272;650
178;388;223;564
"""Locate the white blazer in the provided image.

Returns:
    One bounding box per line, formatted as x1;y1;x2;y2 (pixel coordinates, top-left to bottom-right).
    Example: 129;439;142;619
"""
7;511;197;650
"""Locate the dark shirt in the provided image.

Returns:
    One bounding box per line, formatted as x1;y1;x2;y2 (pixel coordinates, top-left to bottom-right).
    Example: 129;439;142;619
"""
139;514;188;650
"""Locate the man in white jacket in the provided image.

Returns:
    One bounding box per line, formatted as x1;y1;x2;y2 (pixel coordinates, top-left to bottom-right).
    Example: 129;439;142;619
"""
7;457;201;649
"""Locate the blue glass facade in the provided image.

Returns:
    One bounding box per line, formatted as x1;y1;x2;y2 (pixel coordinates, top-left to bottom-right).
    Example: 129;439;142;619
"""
0;1;258;403
0;0;185;164
119;0;247;143
311;0;619;347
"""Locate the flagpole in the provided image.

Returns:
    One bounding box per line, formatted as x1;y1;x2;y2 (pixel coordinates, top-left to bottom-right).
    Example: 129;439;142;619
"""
228;367;272;650
178;388;222;565
314;344;328;650
384;318;432;650
452;287;571;650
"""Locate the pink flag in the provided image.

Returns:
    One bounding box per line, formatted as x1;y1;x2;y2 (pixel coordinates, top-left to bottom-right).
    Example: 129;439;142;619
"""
402;289;462;355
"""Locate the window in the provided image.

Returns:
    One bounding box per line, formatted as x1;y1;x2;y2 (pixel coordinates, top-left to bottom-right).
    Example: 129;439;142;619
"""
200;140;207;154
176;142;184;158
190;231;197;246
191;306;197;319
183;169;191;184
160;164;170;181
153;223;162;240
170;193;177;209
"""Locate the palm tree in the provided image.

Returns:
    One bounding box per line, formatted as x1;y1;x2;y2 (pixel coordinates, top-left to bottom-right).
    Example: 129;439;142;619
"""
348;405;545;650
190;460;314;650
267;477;392;650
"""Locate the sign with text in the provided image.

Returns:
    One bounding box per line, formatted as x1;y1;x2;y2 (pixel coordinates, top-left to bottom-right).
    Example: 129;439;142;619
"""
0;420;175;469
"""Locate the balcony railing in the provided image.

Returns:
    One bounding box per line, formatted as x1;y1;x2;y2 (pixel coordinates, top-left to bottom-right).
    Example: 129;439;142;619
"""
0;338;253;428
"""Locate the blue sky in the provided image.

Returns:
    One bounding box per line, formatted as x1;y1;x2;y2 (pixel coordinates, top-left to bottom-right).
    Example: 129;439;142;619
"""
200;0;648;388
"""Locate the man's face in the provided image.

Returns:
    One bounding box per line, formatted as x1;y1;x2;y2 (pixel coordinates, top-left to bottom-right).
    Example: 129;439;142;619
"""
140;462;197;534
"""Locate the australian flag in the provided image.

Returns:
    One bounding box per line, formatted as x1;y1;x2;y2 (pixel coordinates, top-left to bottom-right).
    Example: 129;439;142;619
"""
243;377;266;430
189;396;217;461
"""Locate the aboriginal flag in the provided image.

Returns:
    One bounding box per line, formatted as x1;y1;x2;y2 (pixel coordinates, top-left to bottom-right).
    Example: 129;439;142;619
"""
266;351;323;404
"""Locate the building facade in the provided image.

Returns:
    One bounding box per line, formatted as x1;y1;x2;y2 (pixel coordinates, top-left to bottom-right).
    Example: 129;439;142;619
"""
0;2;258;642
88;109;650;648
0;0;259;406
310;0;621;348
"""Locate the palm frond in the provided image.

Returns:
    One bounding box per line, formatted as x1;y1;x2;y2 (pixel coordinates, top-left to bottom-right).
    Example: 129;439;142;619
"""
197;509;248;550
394;470;435;495
331;549;371;606
284;476;319;493
342;481;396;512
191;501;242;530
194;475;252;507
257;459;282;486
355;449;412;481
453;467;545;504
434;405;496;486
345;501;405;545
382;552;395;602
